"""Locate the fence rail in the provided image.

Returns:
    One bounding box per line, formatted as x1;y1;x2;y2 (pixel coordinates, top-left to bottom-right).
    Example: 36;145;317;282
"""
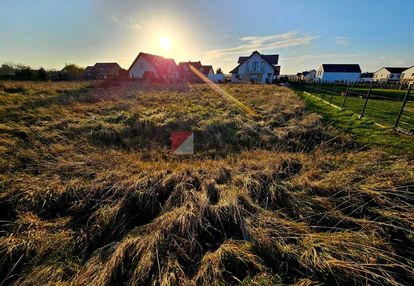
289;79;413;134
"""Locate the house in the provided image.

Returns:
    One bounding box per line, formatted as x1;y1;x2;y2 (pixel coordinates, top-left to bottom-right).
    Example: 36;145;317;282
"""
177;62;215;82
297;69;316;81
373;67;408;82
200;65;214;76
230;51;280;84
401;66;414;84
208;74;226;83
84;66;95;78
129;52;180;82
83;63;123;79
177;61;203;82
316;64;361;82
359;72;374;82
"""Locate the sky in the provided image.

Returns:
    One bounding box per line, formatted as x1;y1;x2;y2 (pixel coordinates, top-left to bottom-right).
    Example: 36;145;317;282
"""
1;0;413;74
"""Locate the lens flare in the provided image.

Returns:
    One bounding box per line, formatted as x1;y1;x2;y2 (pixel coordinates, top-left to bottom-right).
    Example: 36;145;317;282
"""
189;65;257;117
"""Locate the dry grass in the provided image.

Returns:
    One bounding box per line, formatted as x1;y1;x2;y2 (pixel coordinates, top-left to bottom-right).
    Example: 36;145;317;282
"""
0;81;413;285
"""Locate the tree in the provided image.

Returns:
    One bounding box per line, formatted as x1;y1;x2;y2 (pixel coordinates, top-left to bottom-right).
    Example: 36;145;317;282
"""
37;68;48;81
216;67;223;74
61;64;85;80
15;65;34;80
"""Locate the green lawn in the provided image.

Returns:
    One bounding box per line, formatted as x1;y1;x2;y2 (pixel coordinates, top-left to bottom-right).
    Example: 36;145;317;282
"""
297;84;414;131
308;83;409;100
295;89;414;154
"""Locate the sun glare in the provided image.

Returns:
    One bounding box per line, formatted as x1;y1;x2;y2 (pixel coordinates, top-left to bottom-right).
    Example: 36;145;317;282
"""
159;36;172;51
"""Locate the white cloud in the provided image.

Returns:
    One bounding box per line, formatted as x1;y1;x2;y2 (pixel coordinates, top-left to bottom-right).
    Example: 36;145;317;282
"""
111;15;141;30
206;31;320;58
334;36;351;46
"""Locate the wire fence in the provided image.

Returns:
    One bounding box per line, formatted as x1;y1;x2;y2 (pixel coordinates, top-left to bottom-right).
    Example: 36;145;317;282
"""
289;80;414;134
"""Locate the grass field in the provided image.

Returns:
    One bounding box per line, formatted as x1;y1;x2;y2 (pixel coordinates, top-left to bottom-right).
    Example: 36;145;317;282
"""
296;84;414;131
1;81;414;285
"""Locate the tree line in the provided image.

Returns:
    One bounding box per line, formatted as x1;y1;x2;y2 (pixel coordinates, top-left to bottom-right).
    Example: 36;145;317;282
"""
0;63;85;81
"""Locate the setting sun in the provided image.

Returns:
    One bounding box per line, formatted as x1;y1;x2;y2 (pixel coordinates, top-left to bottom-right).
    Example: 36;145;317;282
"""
159;36;171;51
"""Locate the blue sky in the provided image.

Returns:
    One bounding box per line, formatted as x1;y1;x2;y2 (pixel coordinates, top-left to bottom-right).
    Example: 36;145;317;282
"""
1;0;413;74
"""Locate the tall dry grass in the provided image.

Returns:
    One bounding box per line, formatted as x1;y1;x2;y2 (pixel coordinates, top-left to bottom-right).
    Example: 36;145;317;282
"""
0;81;413;285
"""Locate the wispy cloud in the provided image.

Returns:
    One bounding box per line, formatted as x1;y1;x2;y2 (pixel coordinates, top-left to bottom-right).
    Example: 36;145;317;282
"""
206;31;320;58
334;36;351;46
285;53;365;63
111;15;141;29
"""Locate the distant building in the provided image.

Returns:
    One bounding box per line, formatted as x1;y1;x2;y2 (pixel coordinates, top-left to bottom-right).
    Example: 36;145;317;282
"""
200;65;214;76
316;64;361;82
401;66;414;84
208;74;226;83
177;61;215;82
177;61;202;82
84;63;123;79
84;66;95;78
128;52;180;82
359;72;374;82
373;67;408;82
230;51;280;84
297;69;317;81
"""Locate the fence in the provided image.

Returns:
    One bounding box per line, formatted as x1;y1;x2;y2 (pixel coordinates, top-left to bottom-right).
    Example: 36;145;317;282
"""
289;79;414;134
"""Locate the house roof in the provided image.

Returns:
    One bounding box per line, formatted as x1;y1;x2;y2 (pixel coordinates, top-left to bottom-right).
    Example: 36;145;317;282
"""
94;63;121;73
360;72;374;78
238;52;279;65
178;61;202;69
129;52;178;75
383;67;409;74
321;64;361;73
200;65;214;74
230;51;279;74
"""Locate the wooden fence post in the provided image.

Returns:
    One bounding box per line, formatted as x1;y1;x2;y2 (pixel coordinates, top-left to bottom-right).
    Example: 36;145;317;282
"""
360;81;374;117
394;84;412;129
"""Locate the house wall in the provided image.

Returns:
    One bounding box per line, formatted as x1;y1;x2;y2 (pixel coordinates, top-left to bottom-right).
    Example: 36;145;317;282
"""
208;74;225;83
373;68;404;82
233;53;275;83
129;57;158;79
304;70;316;81
401;67;414;84
161;67;180;82
317;71;360;82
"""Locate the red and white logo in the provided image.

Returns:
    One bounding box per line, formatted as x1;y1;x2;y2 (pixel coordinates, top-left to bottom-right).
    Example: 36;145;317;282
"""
171;132;194;154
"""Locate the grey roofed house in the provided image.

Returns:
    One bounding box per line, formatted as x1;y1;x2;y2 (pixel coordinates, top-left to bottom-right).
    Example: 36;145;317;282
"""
230;51;280;75
84;62;123;79
230;51;281;84
321;64;362;73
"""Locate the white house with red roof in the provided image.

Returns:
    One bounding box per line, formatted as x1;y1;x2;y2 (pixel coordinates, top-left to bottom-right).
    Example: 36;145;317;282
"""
230;51;280;84
128;52;180;82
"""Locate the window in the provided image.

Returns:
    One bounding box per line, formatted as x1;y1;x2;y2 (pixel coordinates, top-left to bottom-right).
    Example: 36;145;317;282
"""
252;62;258;71
246;62;250;71
261;62;265;71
